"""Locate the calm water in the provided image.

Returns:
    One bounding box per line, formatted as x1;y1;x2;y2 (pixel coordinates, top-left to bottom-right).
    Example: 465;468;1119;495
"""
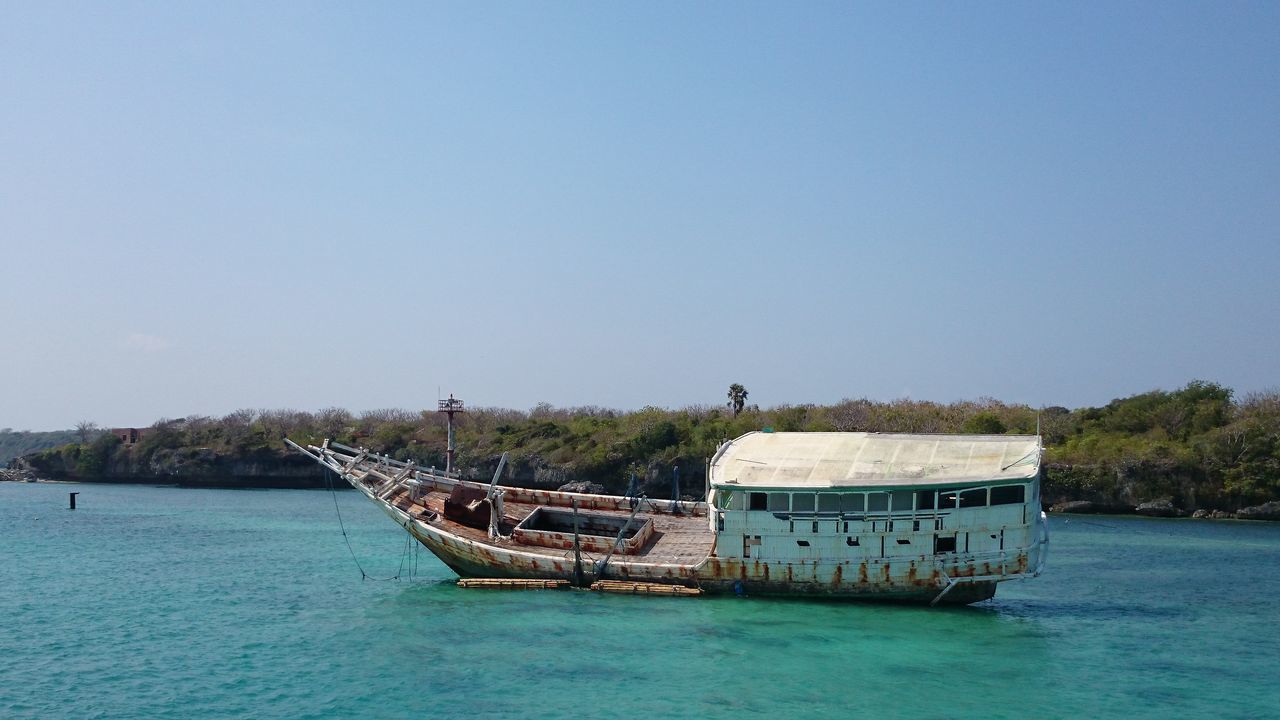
2;483;1278;720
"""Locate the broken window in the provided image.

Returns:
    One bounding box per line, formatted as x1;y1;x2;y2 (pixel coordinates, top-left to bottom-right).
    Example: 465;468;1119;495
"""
916;490;935;511
890;490;914;514
990;485;1025;505
959;488;988;508
791;493;815;512
818;493;841;512
841;493;865;513
749;492;768;511
934;535;957;553
867;492;888;512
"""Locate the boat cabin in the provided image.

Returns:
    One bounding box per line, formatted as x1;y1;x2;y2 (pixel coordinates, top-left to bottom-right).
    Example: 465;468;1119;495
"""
708;432;1043;572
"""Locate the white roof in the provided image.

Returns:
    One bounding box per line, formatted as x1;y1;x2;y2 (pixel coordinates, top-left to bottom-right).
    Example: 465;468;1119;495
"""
709;431;1041;489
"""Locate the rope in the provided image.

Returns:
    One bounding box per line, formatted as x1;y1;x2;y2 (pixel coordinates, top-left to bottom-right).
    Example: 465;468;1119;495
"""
325;465;410;581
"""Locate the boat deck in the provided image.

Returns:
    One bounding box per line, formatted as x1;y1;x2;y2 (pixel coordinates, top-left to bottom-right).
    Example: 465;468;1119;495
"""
380;482;715;566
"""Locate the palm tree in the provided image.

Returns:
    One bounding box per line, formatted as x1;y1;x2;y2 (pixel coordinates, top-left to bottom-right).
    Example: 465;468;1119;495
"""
727;384;749;417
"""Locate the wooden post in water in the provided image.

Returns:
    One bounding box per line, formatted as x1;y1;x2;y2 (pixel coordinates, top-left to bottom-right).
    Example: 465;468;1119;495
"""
69;492;79;510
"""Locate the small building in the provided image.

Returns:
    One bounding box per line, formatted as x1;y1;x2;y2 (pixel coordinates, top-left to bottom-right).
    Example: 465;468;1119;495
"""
110;428;149;446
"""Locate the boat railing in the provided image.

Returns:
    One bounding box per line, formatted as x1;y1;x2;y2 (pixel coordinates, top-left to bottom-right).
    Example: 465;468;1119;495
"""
290;438;710;516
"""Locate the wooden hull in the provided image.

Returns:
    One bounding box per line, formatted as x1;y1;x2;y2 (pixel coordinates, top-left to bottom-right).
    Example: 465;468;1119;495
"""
290;439;1029;605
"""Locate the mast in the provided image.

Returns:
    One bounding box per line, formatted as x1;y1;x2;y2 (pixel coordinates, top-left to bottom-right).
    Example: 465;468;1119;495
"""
437;394;465;475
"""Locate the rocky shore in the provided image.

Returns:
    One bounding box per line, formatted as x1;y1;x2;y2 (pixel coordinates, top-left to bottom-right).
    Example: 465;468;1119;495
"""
0;468;40;482
1047;498;1280;520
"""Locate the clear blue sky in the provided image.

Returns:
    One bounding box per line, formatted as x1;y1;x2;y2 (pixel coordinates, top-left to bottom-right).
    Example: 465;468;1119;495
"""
2;2;1277;430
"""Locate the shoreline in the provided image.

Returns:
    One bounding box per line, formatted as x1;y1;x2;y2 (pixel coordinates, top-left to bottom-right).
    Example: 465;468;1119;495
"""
5;475;1275;519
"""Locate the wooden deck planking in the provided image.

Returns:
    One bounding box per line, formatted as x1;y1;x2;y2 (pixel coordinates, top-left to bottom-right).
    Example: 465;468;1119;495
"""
378;482;714;564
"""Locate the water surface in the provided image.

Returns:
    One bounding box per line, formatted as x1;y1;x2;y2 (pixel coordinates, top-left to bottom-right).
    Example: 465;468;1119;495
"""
2;483;1277;719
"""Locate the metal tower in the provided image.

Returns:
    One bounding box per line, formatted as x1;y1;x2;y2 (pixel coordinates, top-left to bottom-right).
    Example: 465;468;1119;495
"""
437;394;465;474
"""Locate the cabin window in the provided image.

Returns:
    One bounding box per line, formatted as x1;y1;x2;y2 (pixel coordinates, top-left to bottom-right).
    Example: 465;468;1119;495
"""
938;490;960;508
916;490;935;511
724;492;745;511
817;493;841;512
796;540;810;547
896;538;911;545
811;521;819;533
841;493;865;512
768;493;790;512
934;535;957;553
867;492;888;513
846;536;859;546
749;492;768;511
959;488;988;508
791;493;815;512
890;490;914;513
990;485;1026;505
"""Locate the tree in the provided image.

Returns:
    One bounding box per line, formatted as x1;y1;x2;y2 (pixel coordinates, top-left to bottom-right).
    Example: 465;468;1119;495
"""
75;420;100;444
964;411;1006;435
727;383;749;417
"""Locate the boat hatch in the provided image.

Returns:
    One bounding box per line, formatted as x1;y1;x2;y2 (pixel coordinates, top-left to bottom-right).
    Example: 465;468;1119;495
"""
512;507;655;555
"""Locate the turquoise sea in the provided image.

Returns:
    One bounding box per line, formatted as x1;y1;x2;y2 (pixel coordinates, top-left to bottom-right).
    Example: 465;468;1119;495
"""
2;482;1278;720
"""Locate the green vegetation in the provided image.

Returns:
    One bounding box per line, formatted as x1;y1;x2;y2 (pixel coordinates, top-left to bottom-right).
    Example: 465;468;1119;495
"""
727;383;749;417
12;381;1280;511
0;429;79;465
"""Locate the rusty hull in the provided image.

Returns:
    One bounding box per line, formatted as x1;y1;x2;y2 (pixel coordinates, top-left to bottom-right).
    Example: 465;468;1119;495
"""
290;439;1040;606
403;516;998;604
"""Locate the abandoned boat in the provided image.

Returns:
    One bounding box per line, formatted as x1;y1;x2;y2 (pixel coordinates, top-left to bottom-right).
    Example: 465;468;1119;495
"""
288;430;1048;605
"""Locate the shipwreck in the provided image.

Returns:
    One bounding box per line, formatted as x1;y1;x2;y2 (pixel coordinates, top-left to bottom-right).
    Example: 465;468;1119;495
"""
288;430;1048;605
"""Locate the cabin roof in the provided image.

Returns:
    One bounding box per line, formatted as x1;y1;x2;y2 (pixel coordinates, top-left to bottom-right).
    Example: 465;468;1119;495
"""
709;431;1041;489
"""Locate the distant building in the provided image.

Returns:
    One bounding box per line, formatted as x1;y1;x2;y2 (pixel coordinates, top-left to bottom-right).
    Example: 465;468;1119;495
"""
110;428;149;446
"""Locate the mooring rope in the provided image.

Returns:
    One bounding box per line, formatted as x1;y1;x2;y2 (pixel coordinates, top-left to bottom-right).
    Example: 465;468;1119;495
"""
325;466;411;581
